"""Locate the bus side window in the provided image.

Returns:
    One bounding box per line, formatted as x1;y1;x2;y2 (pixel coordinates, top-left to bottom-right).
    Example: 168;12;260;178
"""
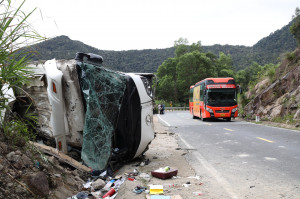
200;84;204;101
189;89;193;101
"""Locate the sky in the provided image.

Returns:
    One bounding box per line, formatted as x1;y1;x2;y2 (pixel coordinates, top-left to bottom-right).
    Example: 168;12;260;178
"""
21;0;299;51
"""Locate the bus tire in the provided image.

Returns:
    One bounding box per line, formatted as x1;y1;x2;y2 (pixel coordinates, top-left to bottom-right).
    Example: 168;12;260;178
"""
192;111;197;119
226;117;231;122
200;112;206;121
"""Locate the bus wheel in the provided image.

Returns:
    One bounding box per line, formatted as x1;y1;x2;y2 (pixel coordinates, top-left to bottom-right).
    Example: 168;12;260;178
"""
226;117;231;122
192;110;197;119
200;112;206;121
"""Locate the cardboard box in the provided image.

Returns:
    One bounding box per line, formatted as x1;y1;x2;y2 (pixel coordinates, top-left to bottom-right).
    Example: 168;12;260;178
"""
151;169;178;179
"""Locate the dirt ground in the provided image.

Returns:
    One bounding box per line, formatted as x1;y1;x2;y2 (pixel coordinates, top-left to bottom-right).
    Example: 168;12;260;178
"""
1;114;297;198
115;115;206;199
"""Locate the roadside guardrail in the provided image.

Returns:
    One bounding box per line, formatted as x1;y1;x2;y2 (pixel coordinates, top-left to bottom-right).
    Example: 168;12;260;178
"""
164;107;189;111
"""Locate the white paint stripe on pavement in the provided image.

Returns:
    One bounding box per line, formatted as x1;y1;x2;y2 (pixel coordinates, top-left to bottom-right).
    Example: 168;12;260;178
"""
157;115;171;126
178;134;239;199
246;121;300;133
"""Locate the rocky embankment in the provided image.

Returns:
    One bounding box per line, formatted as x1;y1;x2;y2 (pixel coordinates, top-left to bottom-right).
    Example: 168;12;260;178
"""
244;48;300;128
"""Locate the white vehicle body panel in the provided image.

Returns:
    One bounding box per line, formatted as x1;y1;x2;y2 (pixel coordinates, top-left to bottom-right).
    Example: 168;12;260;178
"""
127;73;154;158
44;59;67;153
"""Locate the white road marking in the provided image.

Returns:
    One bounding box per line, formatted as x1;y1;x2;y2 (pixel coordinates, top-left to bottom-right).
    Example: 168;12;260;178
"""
264;157;278;161
157;115;170;126
178;134;239;199
238;153;250;158
246;121;300;133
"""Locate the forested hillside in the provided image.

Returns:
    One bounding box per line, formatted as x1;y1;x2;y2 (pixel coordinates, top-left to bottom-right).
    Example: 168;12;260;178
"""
27;19;297;73
28;36;174;72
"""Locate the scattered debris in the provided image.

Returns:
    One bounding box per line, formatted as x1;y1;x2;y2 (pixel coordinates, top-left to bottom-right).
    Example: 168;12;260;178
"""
139;173;151;181
133;186;147;194
102;188;116;198
192;191;202;196
29;141;91;172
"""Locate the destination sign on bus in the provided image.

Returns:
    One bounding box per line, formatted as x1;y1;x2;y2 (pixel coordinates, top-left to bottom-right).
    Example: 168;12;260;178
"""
206;84;236;89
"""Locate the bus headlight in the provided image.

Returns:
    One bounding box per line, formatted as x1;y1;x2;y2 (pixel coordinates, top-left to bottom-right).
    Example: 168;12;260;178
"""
232;108;237;112
206;107;214;113
141;77;153;98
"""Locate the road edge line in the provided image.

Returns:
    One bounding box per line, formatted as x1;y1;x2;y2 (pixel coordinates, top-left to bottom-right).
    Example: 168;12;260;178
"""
157;114;171;126
178;134;239;199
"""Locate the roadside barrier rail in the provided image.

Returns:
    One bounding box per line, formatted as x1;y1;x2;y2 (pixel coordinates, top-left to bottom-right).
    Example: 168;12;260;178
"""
164;107;189;111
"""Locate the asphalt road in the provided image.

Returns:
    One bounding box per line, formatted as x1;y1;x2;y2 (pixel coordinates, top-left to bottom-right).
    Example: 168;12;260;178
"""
157;111;300;199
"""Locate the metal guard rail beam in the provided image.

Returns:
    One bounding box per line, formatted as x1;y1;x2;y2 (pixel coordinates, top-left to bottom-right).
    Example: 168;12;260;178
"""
164;107;189;111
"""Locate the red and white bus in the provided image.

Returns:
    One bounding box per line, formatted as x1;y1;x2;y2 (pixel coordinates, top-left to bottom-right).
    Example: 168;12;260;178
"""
189;77;238;121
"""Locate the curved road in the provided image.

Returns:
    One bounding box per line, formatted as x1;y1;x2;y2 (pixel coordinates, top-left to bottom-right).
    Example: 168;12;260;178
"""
158;111;300;199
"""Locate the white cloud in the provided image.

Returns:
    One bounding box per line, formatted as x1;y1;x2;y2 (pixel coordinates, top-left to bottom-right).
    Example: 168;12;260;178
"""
23;0;299;50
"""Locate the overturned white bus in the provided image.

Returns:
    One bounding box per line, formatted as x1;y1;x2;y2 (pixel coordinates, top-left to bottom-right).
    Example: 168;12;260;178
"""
13;53;155;171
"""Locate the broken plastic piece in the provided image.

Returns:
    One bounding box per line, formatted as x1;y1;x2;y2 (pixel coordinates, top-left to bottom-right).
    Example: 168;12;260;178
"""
83;181;92;189
193;191;202;196
103;179;115;191
113;178;125;189
182;183;191;188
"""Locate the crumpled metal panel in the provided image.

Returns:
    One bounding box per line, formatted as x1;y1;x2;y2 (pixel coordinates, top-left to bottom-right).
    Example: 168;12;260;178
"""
78;61;126;170
56;60;85;147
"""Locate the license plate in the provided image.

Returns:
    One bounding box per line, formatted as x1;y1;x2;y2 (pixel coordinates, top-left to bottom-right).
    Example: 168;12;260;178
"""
220;114;225;116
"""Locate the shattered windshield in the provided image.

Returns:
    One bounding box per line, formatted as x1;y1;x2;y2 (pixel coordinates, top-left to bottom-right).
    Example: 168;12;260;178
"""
77;61;126;170
206;88;237;107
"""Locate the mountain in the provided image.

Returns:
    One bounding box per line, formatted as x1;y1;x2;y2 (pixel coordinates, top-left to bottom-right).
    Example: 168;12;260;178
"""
28;35;175;73
27;19;297;72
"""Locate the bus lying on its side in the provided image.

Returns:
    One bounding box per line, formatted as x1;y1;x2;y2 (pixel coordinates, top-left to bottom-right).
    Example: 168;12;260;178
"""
189;77;238;121
9;52;155;171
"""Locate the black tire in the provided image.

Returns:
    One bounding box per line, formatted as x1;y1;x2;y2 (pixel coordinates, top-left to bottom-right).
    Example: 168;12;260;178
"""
226;117;231;122
192;110;197;119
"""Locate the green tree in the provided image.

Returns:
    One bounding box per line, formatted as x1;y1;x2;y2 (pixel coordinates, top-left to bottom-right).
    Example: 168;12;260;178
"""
290;7;300;45
174;38;189;57
156;57;178;101
1;1;44;127
156;39;221;104
216;52;235;77
176;51;216;102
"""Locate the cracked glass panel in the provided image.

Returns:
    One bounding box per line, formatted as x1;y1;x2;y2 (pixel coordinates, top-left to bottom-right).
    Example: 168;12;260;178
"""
77;62;126;170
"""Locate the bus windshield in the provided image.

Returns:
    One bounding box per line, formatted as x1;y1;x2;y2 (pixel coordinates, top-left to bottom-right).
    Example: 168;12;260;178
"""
206;88;237;107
